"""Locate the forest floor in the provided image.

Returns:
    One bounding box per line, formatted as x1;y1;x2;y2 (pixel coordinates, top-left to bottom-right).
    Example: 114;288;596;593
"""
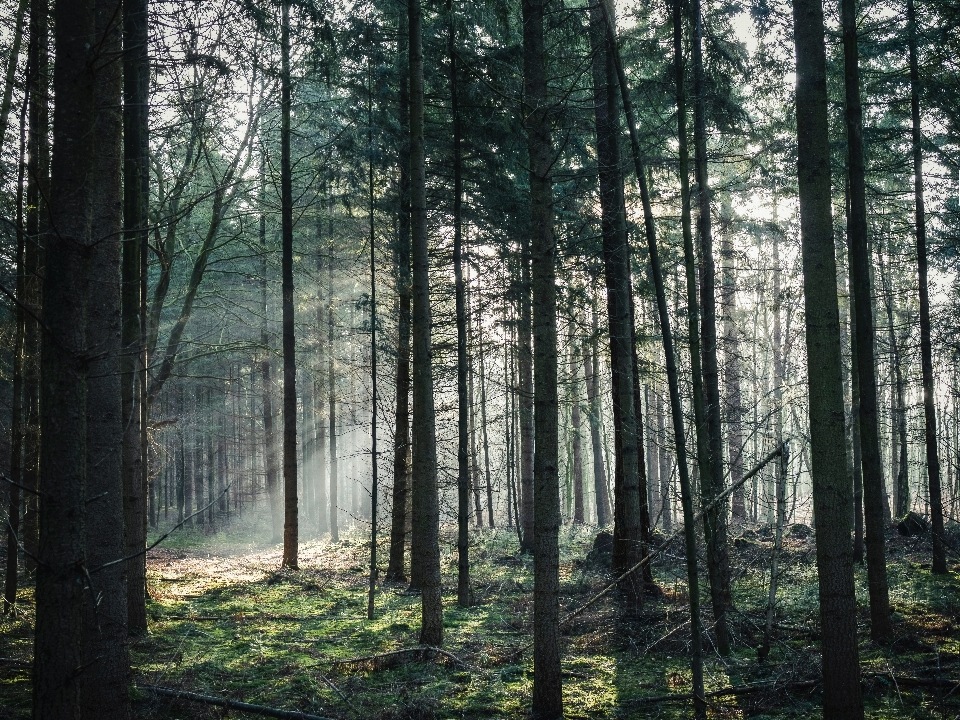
1;517;959;719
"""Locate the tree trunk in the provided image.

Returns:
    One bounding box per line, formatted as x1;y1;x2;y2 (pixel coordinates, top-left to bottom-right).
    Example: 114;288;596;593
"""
518;235;535;552
386;2;411;581
570;332;585;525
908;0;946;574
260;164;281;543
451;1;471;607
328;235;339;543
583;307;611;527
524;0;562;713
367;93;379;618
840;0;892;639
478;311;495;527
599;2;705;711
719;200;745;521
33;1;97;713
790;0;865;712
280;0;298;569
689;0;732;654
847;265;865;563
588;2;643;606
122;0;150;636
408;0;442;646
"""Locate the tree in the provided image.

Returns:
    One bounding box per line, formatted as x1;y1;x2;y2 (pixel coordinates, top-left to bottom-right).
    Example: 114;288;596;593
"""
524;0;562;713
791;0;865;713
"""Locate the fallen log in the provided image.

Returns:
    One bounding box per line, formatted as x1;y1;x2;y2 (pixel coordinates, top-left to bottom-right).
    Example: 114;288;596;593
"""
330;645;480;674
138;685;338;720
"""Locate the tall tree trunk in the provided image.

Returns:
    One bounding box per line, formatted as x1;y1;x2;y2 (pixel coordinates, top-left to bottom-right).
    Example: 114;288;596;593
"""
598;3;705;712
689;0;732;654
719;201;745;521
908;0;946;574
123;0;150;635
524;0;562;713
518;235;535;552
451;3;471;608
386;3;411;582
848;266;865;563
328;235;339;543
583;306;611;527
260;163;280;543
22;0;49;571
33;1;97;713
408;0;442;646
570;331;585;525
479;312;495;527
81;3;131;713
644;385;660;526
840;0;892;639
367;97;380;617
280;0;298;569
588;1;643;606
791;0;865;712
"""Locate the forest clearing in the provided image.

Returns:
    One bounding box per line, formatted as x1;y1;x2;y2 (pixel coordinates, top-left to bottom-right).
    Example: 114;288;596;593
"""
3;520;960;718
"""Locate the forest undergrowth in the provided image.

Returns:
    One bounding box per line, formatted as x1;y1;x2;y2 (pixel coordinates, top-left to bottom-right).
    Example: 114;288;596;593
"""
1;518;958;719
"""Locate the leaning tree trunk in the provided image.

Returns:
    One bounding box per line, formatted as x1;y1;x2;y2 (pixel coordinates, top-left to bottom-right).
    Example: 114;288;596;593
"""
907;0;947;574
280;0;299;570
589;0;644;607
598;2;705;712
840;0;892;639
386;1;411;582
791;0;865;713
408;0;442;647
524;0;562;714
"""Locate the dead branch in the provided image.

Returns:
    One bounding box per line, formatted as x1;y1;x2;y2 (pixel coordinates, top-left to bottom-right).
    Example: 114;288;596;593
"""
139;685;338;720
330;646;481;674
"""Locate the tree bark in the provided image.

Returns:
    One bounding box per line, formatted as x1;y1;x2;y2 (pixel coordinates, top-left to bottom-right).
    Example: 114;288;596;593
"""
408;0;442;646
840;0;892;638
907;0;947;574
518;234;535;552
589;0;644;606
386;2;411;582
33;2;97;714
570;331;585;525
524;0;562;713
328;232;339;544
583;307;611;527
790;0;865;712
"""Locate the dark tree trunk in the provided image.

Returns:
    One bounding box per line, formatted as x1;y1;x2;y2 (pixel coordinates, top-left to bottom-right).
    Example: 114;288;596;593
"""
518;234;535;552
847;271;865;563
122;0;150;636
386;3;411;582
408;0;442;646
588;1;643;606
570;332;585;525
451;3;471;608
840;0;892;639
33;1;96;713
583;307;611;527
478;314;495;527
689;0;732;654
280;0;298;569
80;3;131;715
908;0;946;574
260;164;280;543
367;93;379;618
599;3;705;711
524;0;562;713
790;0;865;713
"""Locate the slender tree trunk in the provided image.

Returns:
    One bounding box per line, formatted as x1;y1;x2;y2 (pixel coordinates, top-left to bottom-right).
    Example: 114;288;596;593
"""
570;330;585;525
760;442;789;661
908;0;946;574
260;164;280;543
409;0;442;646
583;306;611;527
524;0;562;712
848;270;865;563
33;1;96;712
518;234;535;552
22;0;49;571
645;384;660;526
720;201;745;521
328;237;339;543
280;0;298;569
451;4;471;607
689;0;732;654
589;4;643;605
386;4;411;581
479;313;495;527
790;0;865;712
367;95;379;617
840;0;892;639
122;0;150;636
598;3;705;712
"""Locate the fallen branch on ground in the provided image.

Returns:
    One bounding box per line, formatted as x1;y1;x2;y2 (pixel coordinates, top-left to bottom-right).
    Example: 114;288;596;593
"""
138;685;338;720
330;646;481;674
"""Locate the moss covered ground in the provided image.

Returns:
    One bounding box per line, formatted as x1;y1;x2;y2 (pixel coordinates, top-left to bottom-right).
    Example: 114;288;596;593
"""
1;517;958;718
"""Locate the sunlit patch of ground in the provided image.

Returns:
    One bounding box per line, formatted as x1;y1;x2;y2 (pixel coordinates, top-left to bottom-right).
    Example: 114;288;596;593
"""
1;516;959;719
